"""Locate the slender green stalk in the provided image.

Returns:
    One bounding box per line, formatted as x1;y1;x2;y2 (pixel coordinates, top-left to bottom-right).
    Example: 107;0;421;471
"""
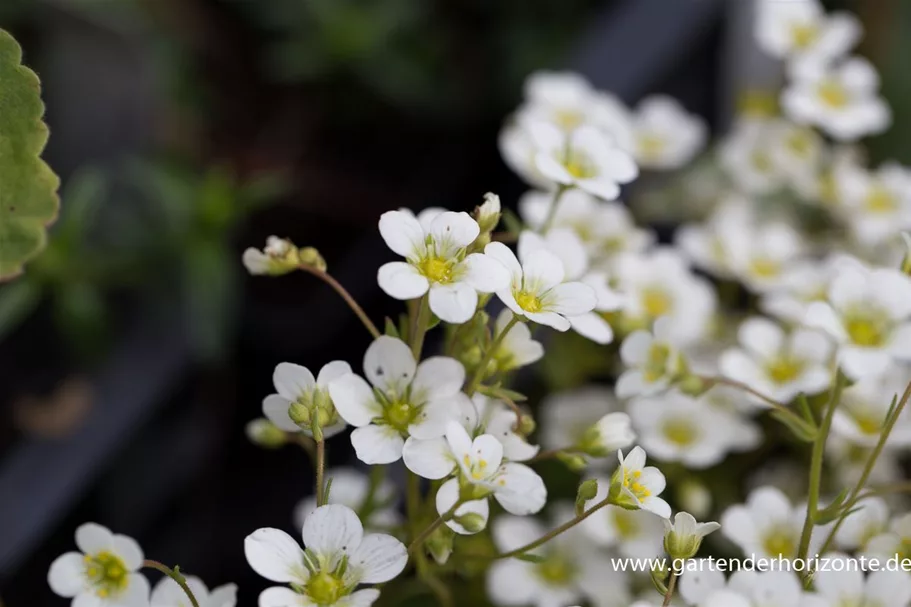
415;550;453;607
315;438;326;506
298;265;380;338
144;561;199;607
816;379;911;556
411;294;431;359
466;316;519;395
662;573;678;607
797;372;844;573
408;503;460;554
539;185;568;234
705;376;811;430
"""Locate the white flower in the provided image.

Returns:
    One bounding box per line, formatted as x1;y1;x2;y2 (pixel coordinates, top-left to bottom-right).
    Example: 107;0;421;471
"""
720;486;824;559
262;361;351;438
831;368;911;448
403;421;546;534
629;96;706;170
48;523;149;607
865;513;911;562
487;508;632;607
328;336;467;464
813;552;911;607
697;385;763;448
783;57;891;142
523;121;639;200
484;241;597;331
243;236;296;275
755;0;861;63
377;209;510;323
244;504;406;607
836;162;911;246
683;569;816;607
629;391;744;469
804;263;911;379
294;468;401;532
518;189;655;268
760;254;857;324
719;118;787;194
768;120;826;197
617;316;688;399
612;447;671;519
151;576;237;607
581;476;665;558
540;386;635;460
835;497;889;551
663;511;721;559
490;309;545;372
719;317;833;403
473;393;539;462
613;248;717;346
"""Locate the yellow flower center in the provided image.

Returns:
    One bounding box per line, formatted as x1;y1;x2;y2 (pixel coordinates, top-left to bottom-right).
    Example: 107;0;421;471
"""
851;406;884;435
818;80;849;109
764;356;805;384
554;109;584;131
865;186;897;213
535;552;576;586
515;290;543;313
749;257;781;280
562;151;597;179
306;571;345;605
762;528;797;558
638;134;667;161
785;129;814;158
84;552;129;598
623;469;652;499
462;454;490;481
790;23;819;49
752;151;774;173
611;508;641;539
418;256;454;283
662;418;697;446
643;343;672;383
641;287;672;318
737;90;778;118
384;400;418;433
844;310;889;348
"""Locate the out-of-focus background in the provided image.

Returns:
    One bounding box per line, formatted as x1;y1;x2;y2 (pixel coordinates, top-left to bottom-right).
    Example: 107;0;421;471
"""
0;0;907;604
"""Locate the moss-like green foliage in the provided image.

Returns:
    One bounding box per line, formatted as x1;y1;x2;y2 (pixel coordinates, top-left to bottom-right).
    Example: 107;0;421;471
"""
0;28;60;280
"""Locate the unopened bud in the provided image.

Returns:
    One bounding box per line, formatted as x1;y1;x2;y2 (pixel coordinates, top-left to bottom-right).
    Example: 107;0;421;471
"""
650;560;670;595
289;401;311;427
243;236;300;276
516;414;536;437
245;419;288;448
454;512;487;534
426;525;455;565
577;413;635;457
663;512;721;560
901;232;911;275
475;192;502;233
298;246;327;272
575;479;599;516
556;452;588;472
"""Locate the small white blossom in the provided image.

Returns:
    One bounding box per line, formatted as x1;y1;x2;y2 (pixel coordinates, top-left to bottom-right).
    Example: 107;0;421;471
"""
629;96;707;170
329;336;467;464
151;576;237;607
485;241;597;331
617;316;688;399
813;552;911;607
490;309;545;373
663;511;721;559
377;209;510;323
48;523;149;607
719;317;833;404
244;504;406;607
682;568;816;607
755;0;861;63
836;161;911;246
865;513;911;563
582;476;666;558
831;368;911;448
783;57;891;142
760;254;857;324
294;468;401;532
805;263;911;379
719;118;787;194
262;361;351;438
612;447;671;519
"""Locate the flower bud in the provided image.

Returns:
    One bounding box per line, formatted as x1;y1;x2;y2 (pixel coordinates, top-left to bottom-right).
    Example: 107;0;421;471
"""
663;512;720;560
454;512;487;534
556;452;588;472
289;400;312;427
242;236;301;276
298;246;327;272
426;525;455;565
516;414;536;437
577;413;636;457
245;419;288;448
575;479;599;516
901;232;911;276
475;192;502;233
650;559;670;595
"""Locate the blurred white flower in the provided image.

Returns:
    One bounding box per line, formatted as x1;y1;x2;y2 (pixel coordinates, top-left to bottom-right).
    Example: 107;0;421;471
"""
831;368;911;448
719;119;786;194
782;57;891;142
611;446;672;519
487;507;632;607
813;552;911;607
805;263;911;379
151;576;237;607
682;568;814;607
539;386;634;463
377;209;510;323
835;496;889;552
865;513;911;562
836;162;911;246
755;0;861;63
294;467;401;532
719;317;833;403
768;120;827;198
485;241;597;331
629;96;707;170
582;476;665;558
760;254;857;324
629;391;745;469
490;309;545;372
720;486;824;559
827;433;904;489
262;361;351;438
613;248;717;346
244;504;406;607
49;523;149;607
617;317;688;399
328;336;467;464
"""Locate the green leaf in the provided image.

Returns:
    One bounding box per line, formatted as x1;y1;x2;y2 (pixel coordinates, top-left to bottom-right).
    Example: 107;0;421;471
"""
815;488;851;525
0;29;61;280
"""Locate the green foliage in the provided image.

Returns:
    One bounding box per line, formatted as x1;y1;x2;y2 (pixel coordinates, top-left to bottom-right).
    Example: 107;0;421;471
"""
0;29;60;280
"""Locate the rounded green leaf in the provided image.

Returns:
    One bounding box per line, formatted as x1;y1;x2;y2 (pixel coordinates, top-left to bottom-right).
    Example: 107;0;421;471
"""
0;28;60;281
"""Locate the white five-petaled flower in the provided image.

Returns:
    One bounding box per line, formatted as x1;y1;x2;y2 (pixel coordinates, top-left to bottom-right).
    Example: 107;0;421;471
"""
831;368;911;448
783;57;891;142
151;576;237;607
836;161;911;247
244;504;406;607
48;523;149;607
581;476;666;559
719;118;787;195
628;96;707;170
294;467;401;532
403;420;546;535
377;209;510;323
328;336;467;464
484;241;597;332
524;121;639;200
617;316;688;399
719;317;833;404
760;253;857;325
612;447;671;519
805;263;911;379
755;0;861;64
629;391;746;469
262;361;351;438
813;552;911;607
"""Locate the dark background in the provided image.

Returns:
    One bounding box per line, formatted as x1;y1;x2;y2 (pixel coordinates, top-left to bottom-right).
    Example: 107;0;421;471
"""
0;0;907;604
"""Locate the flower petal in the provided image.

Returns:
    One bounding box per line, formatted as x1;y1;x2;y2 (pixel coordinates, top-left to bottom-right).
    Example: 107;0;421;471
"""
112;534;144;570
316;361;353;388
348;534;408;584
363;336;416;393
428;282;478;324
402;437;455;479
244;528;306;584
568;312;614;344
350;425;405;464
48;552;86;598
493;463;547;515
273;363;316;401
547;282;597;316
379;210;424;258
521;249;565;291
302;504;364;565
259;587;310;607
328;374;380;428
413;357;465;401
484;242;523;282
340;589;381;607
436;478;490;535
525;311;571;331
377;262;430;300
262;395;299;432
118;574;151;607
76;523;114;555
461;253;511;293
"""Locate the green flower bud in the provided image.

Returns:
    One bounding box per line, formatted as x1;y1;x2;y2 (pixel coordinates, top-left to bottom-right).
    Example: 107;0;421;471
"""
299;246;327;272
245;419;287;449
454;512;487;534
663;512;721;560
516;414;536;437
575;479;599;516
426;525;455;565
556;452;588;472
289;401;312;427
650;559;670;595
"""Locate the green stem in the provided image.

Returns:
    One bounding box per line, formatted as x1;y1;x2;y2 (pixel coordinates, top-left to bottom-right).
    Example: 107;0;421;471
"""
539;185;568;234
143;560;200;607
411;294;431;359
466;316;519;395
299;265;380;338
315;438;326;506
705;376;810;430
816;378;911;557
408;503;460;554
797;372;844;574
415;550;453;607
662;572;678;607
